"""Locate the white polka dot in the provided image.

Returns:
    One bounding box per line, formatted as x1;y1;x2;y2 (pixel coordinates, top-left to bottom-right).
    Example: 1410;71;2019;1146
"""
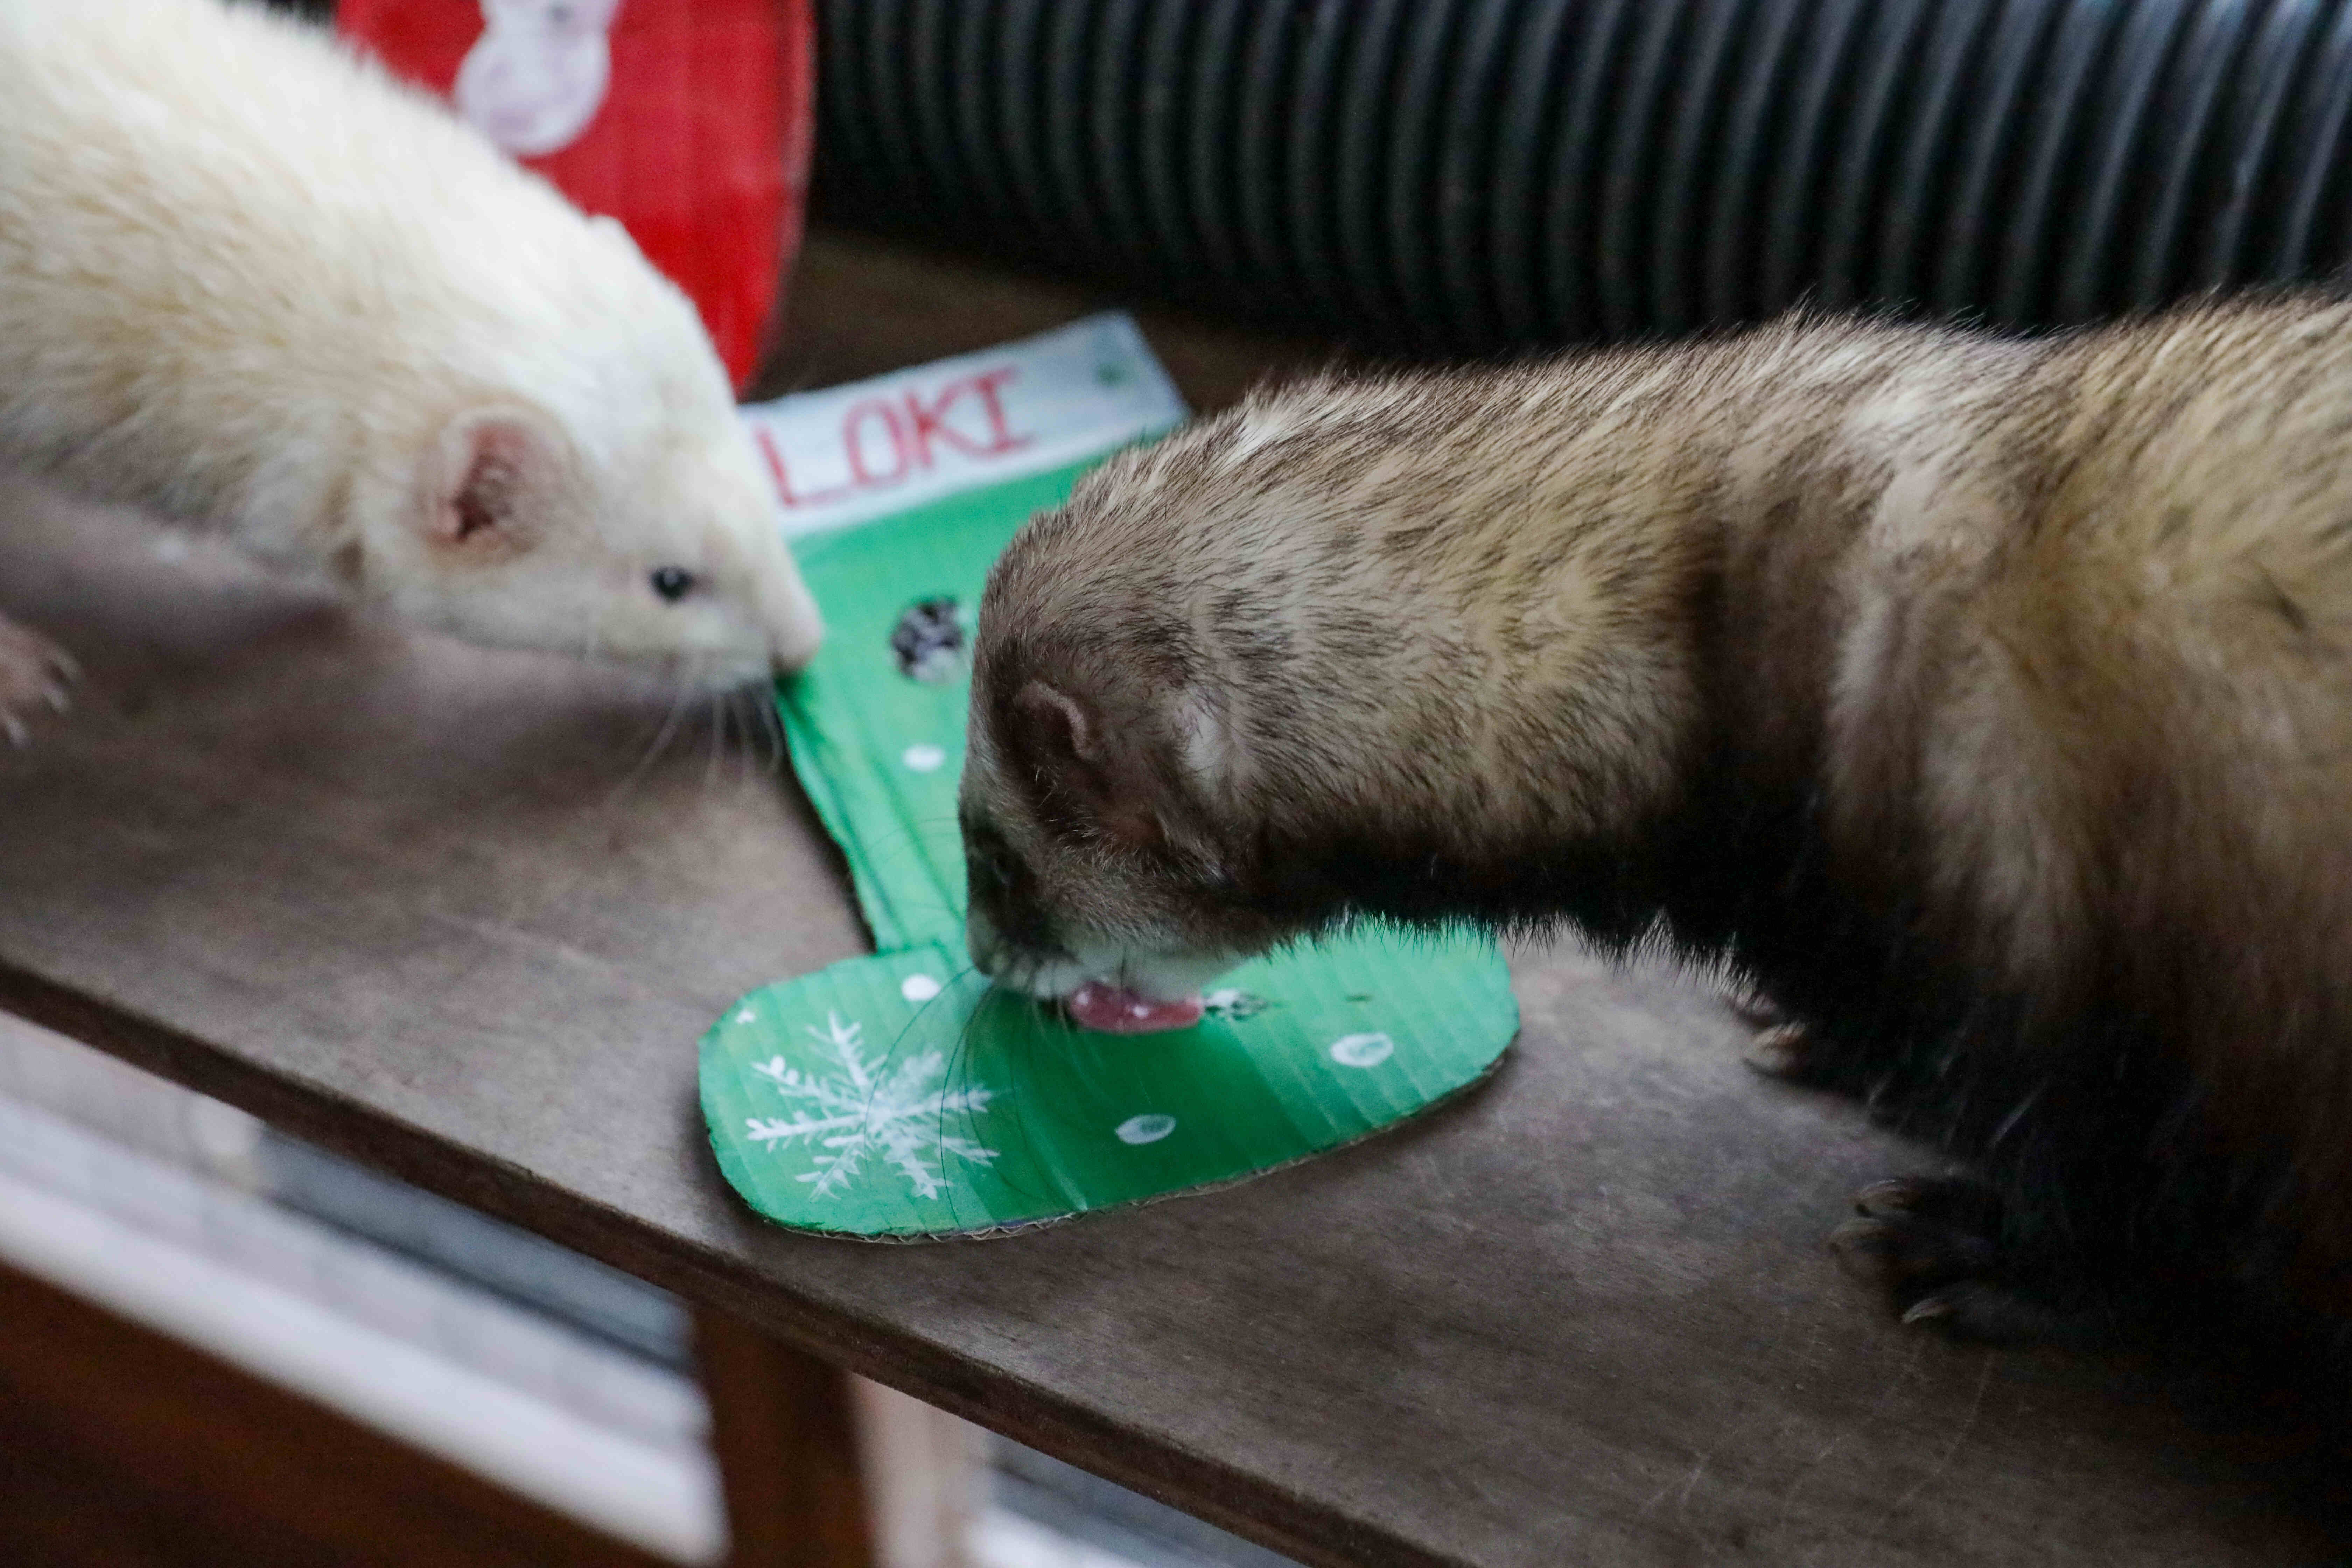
1115;1113;1177;1145
1329;1032;1394;1069
902;743;946;772
735;1009;757;1025
900;973;942;1002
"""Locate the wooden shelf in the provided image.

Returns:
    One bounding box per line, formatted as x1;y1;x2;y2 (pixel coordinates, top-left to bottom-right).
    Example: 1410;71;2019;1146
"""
0;225;2341;1567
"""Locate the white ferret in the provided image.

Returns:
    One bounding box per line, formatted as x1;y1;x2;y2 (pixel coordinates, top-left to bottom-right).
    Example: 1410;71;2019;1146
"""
0;0;821;741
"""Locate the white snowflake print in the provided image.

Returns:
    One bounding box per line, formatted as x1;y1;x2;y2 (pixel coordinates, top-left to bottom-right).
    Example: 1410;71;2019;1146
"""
745;1012;999;1201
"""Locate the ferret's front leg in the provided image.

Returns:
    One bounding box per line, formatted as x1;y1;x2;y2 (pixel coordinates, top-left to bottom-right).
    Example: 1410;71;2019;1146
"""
0;615;77;746
1829;1176;2124;1347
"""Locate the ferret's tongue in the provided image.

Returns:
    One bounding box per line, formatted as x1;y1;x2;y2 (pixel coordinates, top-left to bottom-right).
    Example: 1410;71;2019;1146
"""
1066;981;1205;1035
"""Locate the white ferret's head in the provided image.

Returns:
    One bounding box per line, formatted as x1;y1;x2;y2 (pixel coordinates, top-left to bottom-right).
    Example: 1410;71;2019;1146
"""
338;218;821;689
5;0;819;688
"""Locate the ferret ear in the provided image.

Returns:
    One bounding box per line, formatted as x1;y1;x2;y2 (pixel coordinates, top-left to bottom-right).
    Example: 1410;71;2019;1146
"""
1009;679;1163;849
417;407;568;558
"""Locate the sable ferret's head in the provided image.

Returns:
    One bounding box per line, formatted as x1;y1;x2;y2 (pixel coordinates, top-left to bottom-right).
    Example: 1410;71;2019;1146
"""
957;634;1282;1013
960;359;1699;1021
957;426;1325;1017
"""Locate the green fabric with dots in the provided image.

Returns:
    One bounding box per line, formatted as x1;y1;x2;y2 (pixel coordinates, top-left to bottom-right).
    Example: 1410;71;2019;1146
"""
700;459;1518;1238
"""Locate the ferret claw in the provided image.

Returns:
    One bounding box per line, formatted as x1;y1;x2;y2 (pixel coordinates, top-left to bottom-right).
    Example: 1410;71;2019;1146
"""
1830;1211;1999;1288
1833;1186;2002;1282
0;617;81;748
1853;1177;1926;1216
1898;1294;1956;1326
1897;1278;2112;1345
1832;1175;2118;1346
1726;992;1791;1030
1851;1174;2007;1231
1741;1021;1812;1079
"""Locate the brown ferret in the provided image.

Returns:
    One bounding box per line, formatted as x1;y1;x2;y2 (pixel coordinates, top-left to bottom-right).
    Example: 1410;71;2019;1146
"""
956;294;2352;1344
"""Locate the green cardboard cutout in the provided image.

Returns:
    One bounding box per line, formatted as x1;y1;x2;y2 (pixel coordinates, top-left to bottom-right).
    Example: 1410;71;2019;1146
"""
702;322;1516;1238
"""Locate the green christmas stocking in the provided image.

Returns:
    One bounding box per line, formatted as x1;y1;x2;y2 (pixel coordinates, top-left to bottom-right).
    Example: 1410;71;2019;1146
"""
701;318;1518;1238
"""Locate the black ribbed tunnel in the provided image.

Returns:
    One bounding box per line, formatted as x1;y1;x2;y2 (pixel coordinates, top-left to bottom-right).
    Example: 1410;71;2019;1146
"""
813;0;2352;354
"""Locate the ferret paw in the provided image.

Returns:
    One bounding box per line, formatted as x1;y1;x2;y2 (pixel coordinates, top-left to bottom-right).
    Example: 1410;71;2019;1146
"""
1831;1177;2117;1346
1728;995;1829;1082
0;617;78;747
1741;1021;1815;1079
1725;988;1790;1030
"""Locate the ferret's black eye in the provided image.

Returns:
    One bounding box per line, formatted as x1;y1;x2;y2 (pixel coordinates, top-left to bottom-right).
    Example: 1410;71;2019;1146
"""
650;567;695;602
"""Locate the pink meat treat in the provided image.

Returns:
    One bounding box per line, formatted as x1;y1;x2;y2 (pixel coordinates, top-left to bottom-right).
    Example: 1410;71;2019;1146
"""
1066;981;1205;1035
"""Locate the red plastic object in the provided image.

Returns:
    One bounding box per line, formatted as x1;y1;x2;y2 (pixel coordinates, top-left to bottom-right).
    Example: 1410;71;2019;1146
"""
338;0;813;393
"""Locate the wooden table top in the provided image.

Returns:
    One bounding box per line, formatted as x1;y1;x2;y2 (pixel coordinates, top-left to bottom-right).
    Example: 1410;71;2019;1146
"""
0;227;2343;1568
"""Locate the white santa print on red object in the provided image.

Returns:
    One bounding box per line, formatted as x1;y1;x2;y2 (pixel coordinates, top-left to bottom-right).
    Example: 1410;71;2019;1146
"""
455;0;622;159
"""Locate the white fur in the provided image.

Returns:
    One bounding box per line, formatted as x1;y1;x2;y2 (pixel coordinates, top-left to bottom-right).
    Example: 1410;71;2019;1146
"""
0;0;820;689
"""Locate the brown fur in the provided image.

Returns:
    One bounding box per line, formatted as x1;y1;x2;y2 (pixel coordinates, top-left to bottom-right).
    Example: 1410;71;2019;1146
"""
961;295;2352;1340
